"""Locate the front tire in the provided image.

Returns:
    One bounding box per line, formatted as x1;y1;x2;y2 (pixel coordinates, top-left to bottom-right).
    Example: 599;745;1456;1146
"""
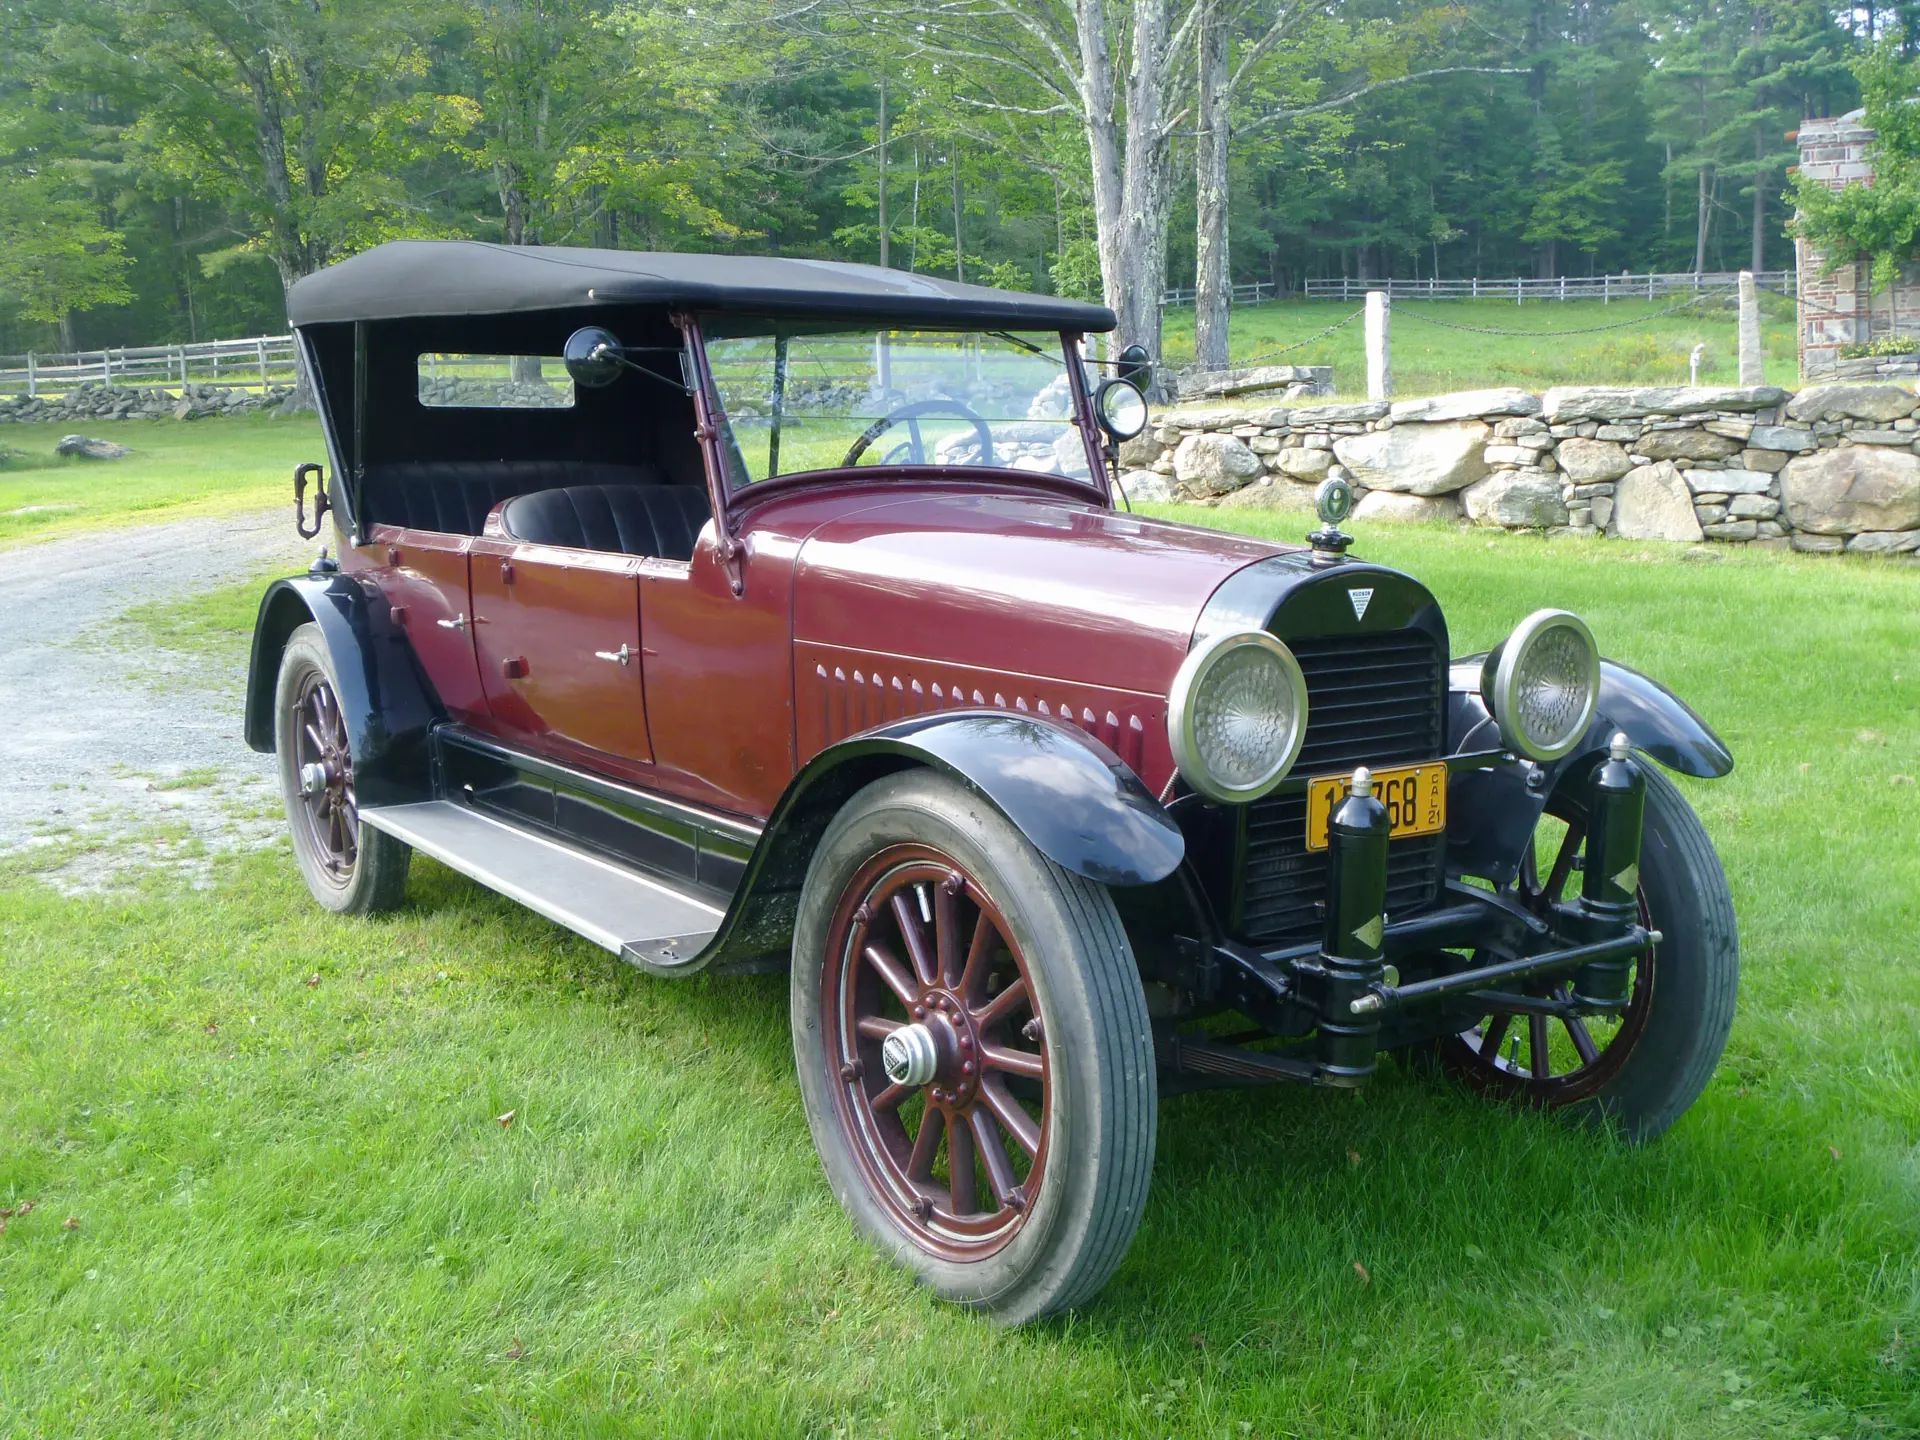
1442;761;1738;1140
274;622;411;915
791;771;1156;1324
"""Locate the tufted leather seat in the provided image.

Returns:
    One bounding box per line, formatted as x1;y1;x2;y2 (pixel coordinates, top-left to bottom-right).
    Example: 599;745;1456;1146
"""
369;461;667;536
500;484;712;561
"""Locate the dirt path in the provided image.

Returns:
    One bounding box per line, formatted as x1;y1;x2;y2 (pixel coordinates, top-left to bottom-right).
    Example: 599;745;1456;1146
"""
0;510;315;886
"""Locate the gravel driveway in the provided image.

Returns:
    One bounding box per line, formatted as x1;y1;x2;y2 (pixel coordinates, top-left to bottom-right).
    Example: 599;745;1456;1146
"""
0;509;314;886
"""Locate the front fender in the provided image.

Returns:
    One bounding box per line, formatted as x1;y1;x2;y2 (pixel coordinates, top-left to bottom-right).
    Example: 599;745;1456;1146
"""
243;573;441;808
1444;654;1732;886
664;711;1186;977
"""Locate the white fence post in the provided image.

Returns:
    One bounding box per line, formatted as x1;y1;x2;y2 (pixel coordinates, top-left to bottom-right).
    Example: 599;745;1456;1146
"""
1365;290;1391;401
257;337;268;389
26;353;34;398
1738;271;1763;385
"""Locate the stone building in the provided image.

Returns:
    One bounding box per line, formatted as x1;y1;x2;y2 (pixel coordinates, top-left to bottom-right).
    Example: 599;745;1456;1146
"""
1794;111;1920;379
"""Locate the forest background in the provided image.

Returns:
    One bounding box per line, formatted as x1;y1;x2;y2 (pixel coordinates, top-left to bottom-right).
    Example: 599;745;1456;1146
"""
0;0;1902;375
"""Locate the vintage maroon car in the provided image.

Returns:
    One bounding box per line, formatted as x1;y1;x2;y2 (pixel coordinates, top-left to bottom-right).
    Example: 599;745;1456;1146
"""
248;241;1738;1322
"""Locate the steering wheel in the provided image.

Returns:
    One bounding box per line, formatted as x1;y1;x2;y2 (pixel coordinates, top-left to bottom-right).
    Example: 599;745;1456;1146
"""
841;399;995;468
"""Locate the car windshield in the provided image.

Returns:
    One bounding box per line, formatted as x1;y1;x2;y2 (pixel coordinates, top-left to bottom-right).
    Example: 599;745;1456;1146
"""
700;324;1090;487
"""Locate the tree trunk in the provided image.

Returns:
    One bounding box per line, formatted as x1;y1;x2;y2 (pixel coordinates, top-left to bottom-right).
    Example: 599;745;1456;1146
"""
1113;0;1175;393
1694;166;1709;274
1193;1;1231;372
952;147;964;283
877;80;889;268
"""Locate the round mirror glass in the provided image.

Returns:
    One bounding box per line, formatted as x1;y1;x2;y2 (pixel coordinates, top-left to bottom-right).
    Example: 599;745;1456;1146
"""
563;327;625;388
1095;378;1149;440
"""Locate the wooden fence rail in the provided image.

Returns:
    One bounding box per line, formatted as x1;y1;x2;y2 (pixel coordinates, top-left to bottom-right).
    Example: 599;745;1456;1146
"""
1297;271;1797;304
0;335;298;397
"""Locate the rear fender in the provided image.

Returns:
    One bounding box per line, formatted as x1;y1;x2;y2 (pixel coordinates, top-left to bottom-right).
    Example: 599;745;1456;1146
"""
677;710;1187;976
244;573;440;807
1444;655;1732;887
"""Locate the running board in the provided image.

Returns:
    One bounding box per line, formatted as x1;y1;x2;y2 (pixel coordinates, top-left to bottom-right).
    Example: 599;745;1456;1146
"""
360;800;721;969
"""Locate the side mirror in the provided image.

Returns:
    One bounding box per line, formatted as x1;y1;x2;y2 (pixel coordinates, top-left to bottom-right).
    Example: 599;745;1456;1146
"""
1115;343;1151;389
1093;377;1149;442
564;326;626;388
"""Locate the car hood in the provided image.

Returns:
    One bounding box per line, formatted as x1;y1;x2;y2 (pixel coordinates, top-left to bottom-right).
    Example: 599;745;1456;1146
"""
791;490;1293;695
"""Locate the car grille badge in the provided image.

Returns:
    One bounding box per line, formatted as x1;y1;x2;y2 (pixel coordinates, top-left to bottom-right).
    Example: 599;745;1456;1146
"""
1348;587;1374;621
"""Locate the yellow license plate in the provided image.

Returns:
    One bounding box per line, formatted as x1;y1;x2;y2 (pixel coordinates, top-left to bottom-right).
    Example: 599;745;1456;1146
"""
1304;761;1448;851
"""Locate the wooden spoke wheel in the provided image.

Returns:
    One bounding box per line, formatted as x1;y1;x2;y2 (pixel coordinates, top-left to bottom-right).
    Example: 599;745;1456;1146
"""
823;847;1049;1260
791;771;1155;1324
1442;762;1738;1140
274;622;411;916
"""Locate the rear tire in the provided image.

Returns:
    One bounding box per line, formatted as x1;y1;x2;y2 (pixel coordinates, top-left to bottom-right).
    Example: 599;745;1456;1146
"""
791;770;1156;1324
274;622;411;915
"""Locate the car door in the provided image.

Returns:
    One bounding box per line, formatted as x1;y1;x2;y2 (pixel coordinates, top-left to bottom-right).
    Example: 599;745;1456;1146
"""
364;528;490;727
468;537;654;764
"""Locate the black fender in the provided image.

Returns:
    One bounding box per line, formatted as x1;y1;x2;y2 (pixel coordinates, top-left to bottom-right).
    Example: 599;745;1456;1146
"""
243;573;441;808
1443;655;1732;887
668;710;1185;976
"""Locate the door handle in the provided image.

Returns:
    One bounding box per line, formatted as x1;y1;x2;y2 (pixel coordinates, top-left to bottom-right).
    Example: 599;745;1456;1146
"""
437;613;469;632
594;643;634;665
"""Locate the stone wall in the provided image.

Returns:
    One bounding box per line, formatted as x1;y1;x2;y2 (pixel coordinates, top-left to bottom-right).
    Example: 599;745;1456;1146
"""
0;381;295;424
1795;112;1920;380
1118;382;1920;557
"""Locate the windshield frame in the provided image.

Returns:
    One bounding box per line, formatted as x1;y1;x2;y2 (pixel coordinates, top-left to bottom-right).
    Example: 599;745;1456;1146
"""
684;315;1113;515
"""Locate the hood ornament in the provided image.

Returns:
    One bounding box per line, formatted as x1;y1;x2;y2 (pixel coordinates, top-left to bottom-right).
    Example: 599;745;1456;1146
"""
1308;474;1354;566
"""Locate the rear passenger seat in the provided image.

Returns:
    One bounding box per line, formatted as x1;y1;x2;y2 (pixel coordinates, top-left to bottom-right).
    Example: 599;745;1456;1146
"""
364;462;713;560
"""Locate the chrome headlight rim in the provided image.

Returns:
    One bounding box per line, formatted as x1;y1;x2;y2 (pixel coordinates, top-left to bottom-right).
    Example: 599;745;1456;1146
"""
1167;629;1310;804
1484;608;1599;762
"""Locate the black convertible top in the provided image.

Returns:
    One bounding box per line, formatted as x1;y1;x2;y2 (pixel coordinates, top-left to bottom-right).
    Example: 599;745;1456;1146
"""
286;240;1116;331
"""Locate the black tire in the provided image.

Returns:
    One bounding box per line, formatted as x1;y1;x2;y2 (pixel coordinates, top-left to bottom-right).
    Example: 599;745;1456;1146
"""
791;770;1156;1324
1442;762;1738;1141
274;622;411;915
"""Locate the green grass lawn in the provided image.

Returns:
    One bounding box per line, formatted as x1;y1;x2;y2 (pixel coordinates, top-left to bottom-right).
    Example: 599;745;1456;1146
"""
1162;295;1803;398
0;412;324;548
3;517;1918;1437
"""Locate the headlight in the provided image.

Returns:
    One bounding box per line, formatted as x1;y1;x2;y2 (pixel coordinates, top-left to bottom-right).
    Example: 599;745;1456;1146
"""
1167;631;1309;803
1481;609;1599;761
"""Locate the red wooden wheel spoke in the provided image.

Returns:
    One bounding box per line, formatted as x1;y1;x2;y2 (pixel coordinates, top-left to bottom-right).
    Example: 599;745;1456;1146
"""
890;891;938;987
935;879;961;987
968;1109;1021;1208
981;1043;1043;1080
861;942;920;1010
956;909;996;1002
1564;1014;1601;1066
856;1015;902;1040
906;1107;943;1182
1528;1013;1553;1079
946;1110;978;1216
979;1077;1039;1156
974;975;1030;1032
1480;1012;1513;1063
871;1081;913;1112
1543;820;1587;902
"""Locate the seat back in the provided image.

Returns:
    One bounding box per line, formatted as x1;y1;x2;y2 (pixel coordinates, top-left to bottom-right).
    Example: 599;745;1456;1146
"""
366;461;665;536
500;484;713;561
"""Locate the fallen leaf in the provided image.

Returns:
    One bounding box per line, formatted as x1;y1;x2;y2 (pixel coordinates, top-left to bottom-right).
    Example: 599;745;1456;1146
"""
1798;762;1813;774
1347;1149;1362;1168
62;1216;79;1231
1857;729;1884;744
1190;1332;1207;1350
505;1340;525;1361
305;974;321;988
1353;1261;1371;1285
497;1110;516;1127
1828;1146;1842;1161
15;1201;32;1215
204;1022;219;1035
1893;775;1915;787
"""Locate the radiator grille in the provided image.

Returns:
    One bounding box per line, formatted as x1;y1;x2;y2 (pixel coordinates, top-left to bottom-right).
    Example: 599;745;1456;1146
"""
1239;629;1446;944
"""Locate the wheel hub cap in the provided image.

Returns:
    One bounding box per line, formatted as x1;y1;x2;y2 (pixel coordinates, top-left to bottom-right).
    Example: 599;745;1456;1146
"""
881;1023;939;1087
